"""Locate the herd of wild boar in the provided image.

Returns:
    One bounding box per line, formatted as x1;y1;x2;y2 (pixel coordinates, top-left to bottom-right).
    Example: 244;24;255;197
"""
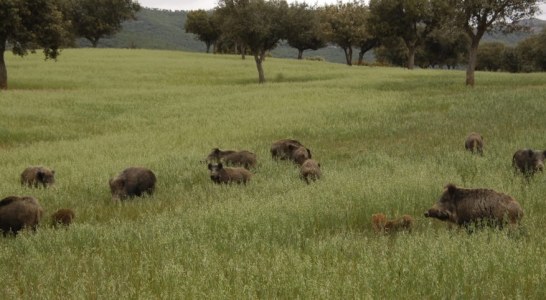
1;134;544;236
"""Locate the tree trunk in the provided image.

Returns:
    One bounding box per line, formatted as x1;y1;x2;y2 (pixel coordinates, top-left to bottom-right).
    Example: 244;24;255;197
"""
358;51;364;65
358;40;378;65
254;51;266;84
343;46;353;66
297;49;303;60
206;42;211;53
0;39;7;90
88;37;100;48
240;44;246;60
407;45;416;70
466;40;479;87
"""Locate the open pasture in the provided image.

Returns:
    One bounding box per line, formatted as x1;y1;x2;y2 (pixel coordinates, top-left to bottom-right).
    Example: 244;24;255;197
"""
0;49;545;298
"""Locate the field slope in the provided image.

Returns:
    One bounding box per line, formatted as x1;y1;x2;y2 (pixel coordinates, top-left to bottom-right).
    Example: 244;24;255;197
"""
0;49;545;298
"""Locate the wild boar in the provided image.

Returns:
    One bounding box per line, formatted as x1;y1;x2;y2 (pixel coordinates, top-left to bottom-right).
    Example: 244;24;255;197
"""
465;132;484;155
300;159;321;184
208;163;252;184
20;166;55;188
206;148;257;169
291;146;312;165
372;213;414;233
109;167;157;201
0;196;43;236
270;139;305;160
51;208;75;227
512;149;545;177
425;184;523;228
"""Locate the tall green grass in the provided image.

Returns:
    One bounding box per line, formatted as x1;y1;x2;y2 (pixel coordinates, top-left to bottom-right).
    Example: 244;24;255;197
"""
0;49;545;298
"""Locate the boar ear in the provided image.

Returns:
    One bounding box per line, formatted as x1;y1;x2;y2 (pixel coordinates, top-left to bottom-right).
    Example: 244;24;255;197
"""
218;163;223;169
445;184;457;195
51;170;55;175
207;163;213;170
306;148;312;158
287;144;296;151
37;171;45;181
526;149;534;157
318;163;321;168
213;148;220;154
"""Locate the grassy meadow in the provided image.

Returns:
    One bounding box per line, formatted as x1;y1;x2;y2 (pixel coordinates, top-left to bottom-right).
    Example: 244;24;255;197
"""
1;49;545;298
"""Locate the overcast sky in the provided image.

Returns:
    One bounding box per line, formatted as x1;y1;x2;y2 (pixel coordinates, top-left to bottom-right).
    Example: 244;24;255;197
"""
138;1;344;10
137;0;546;20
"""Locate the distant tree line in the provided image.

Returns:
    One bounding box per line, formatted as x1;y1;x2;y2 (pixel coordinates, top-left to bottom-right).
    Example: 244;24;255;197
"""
185;0;543;85
476;30;546;73
1;0;543;90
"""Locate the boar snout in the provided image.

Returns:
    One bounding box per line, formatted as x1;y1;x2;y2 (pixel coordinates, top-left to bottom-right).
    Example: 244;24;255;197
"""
425;208;450;221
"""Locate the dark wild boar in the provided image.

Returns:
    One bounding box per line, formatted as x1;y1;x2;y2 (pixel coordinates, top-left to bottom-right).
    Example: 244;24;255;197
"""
109;167;157;201
465;132;484;155
0;196;43;236
206;148;257;169
270;139;305;160
512;149;545;177
208;163;252;184
425;184;523;228
291;146;312;165
20;166;55;188
51;208;75;227
300;159;321;184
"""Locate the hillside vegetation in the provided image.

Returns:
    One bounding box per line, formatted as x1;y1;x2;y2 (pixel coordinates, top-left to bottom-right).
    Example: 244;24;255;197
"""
0;49;545;298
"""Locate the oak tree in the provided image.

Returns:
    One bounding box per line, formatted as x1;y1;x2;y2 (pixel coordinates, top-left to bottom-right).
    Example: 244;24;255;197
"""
368;0;432;69
0;0;69;90
354;5;379;65
320;2;368;66
64;0;140;47
185;9;221;53
446;0;541;86
285;2;327;59
217;0;289;83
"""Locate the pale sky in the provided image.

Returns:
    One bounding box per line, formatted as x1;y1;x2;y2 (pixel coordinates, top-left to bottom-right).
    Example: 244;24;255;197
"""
138;1;347;11
137;0;546;20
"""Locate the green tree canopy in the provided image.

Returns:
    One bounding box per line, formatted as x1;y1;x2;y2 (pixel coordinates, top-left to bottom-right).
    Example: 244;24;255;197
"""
476;42;506;71
421;26;469;69
374;37;408;66
185;9;221;53
0;0;69;90
64;0;140;47
516;28;546;72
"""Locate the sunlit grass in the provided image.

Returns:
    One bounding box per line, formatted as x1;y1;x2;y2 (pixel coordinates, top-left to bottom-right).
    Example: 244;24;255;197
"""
0;49;545;298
